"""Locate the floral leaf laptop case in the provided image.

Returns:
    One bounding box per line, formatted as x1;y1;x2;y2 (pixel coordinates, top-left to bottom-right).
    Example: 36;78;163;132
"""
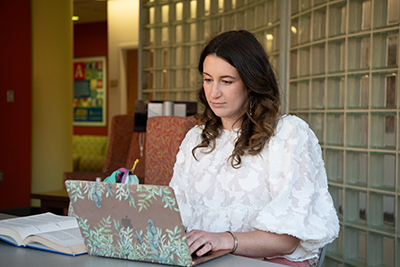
65;180;193;266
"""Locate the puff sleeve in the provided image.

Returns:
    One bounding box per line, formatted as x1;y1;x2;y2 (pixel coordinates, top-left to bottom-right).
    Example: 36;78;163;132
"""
251;116;339;260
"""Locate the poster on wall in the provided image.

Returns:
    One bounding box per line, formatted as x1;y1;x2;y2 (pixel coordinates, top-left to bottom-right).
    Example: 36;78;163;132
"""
73;56;107;126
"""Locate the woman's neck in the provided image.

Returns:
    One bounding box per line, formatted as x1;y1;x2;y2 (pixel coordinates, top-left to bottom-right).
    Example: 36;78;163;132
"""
222;118;242;131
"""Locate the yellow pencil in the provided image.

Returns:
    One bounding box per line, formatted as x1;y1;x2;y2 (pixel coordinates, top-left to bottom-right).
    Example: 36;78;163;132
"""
131;159;139;173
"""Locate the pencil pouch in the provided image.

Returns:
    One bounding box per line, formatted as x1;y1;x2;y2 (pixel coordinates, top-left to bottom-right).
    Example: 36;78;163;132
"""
103;167;139;184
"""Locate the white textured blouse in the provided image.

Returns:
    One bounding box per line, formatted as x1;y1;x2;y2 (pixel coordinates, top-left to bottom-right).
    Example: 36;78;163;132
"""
170;115;339;261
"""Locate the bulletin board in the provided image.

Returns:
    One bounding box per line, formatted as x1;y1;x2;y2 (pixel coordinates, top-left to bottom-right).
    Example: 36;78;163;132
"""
73;56;107;126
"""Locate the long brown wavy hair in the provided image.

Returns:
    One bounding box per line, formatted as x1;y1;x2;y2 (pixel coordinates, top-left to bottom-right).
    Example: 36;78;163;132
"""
192;30;281;168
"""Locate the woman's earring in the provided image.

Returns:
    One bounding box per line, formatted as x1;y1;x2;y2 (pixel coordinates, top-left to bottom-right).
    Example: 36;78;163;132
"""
249;101;253;116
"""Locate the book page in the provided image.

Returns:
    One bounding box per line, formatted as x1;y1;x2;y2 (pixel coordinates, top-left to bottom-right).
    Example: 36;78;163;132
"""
0;213;79;242
28;227;84;247
0;234;20;246
25;227;86;255
25;242;86;256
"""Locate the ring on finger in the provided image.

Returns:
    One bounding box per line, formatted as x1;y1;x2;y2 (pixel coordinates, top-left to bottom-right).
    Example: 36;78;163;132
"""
206;241;213;250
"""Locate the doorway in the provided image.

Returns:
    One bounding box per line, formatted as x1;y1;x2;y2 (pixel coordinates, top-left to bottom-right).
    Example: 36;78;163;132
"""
126;48;138;116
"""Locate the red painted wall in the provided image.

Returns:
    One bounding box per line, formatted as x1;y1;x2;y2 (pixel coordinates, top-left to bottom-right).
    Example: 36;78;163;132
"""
0;1;32;209
73;21;108;136
0;18;108;210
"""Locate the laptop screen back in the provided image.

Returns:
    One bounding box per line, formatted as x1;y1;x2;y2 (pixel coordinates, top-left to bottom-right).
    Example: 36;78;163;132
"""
66;180;193;266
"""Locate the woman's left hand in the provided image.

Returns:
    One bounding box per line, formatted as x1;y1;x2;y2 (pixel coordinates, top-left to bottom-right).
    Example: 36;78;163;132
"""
186;229;300;258
186;229;232;257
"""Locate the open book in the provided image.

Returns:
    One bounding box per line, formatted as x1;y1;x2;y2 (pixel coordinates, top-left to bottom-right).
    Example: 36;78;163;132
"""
0;212;86;256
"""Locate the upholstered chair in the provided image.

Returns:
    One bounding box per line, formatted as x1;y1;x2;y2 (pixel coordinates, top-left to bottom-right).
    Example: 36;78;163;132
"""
63;115;138;187
144;116;197;185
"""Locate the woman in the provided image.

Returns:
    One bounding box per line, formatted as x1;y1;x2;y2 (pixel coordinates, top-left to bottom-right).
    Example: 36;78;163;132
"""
169;30;339;266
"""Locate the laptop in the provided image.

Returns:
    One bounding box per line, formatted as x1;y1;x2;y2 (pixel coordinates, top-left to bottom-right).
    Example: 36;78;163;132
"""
65;180;230;266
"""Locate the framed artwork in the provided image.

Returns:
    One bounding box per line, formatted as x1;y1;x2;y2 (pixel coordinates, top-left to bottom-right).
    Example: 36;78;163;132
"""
73;56;107;126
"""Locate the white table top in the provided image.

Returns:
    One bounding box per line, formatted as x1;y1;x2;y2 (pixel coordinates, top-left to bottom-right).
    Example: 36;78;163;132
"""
0;241;285;267
0;213;285;267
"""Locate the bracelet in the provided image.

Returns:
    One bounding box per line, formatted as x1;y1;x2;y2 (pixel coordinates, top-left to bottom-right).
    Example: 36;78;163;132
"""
226;231;238;253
